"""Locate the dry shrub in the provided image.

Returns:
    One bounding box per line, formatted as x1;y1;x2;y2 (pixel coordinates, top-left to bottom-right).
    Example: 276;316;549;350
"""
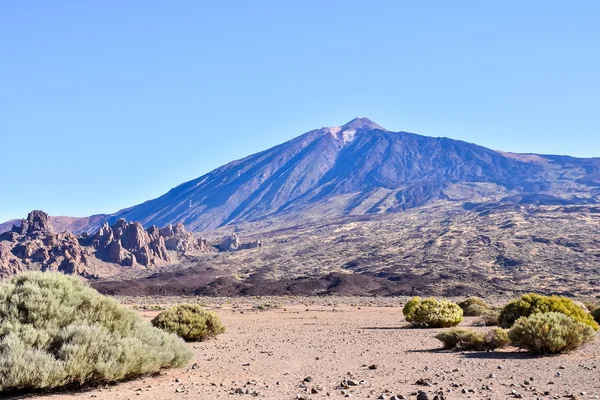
152;304;225;342
0;272;191;393
474;310;500;326
403;297;463;328
508;312;595;354
499;293;598;330
484;327;510;350
457;297;490;316
435;327;509;351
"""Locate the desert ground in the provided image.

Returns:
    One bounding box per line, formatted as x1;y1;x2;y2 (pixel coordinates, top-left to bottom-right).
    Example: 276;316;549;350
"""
11;297;600;400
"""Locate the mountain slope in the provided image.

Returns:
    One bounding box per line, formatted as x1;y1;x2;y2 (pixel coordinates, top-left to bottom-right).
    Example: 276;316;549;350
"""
9;118;599;234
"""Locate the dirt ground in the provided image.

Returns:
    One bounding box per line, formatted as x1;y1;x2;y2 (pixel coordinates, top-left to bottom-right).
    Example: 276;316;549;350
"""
14;301;600;400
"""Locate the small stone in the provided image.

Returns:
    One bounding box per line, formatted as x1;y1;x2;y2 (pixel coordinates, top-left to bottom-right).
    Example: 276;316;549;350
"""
416;378;432;387
369;364;379;370
416;392;429;400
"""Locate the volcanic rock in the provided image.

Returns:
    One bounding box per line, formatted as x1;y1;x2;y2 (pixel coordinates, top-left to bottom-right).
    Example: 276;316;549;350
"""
0;210;209;278
93;219;170;266
219;233;262;252
13;210;54;236
160;222;209;253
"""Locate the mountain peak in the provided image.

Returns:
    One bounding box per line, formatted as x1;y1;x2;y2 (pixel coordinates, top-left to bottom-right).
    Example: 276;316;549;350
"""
340;117;386;131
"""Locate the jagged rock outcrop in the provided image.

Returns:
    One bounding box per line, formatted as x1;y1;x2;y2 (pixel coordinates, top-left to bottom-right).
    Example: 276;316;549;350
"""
0;211;211;278
12;210;54;236
0;211;92;277
92;219;170;266
218;233;262;252
160;222;210;253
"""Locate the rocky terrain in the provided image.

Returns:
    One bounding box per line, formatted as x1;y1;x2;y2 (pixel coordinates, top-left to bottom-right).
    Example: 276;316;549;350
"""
21;300;600;400
0;211;211;278
92;201;600;298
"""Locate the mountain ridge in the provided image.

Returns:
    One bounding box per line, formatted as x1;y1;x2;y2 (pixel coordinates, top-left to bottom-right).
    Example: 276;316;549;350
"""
3;118;600;233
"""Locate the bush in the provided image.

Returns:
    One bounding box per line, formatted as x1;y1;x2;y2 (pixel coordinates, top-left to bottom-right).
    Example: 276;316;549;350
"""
402;297;421;322
435;327;509;351
435;328;484;350
0;272;191;392
464;303;489;317
509;312;596;354
484;328;510;350
403;297;463;328
457;297;490;316
474;310;499;326
498;293;598;330
152;304;225;342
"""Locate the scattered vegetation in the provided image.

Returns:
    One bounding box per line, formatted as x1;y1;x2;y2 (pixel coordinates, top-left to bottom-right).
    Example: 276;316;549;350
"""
132;304;166;311
152;304;225;342
498;293;598;330
403;297;463;328
435;327;509;351
484;327;511;350
0;272;191;393
457;297;490;316
474;310;500;326
508;312;595;354
254;302;278;311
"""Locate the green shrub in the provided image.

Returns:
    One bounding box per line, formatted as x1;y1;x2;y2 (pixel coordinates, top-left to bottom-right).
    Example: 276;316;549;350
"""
435;328;484;350
435;327;509;351
152;304;225;342
457;297;490;316
484;328;510;350
0;272;191;392
402;297;421;322
403;297;463;328
509;312;596;354
498;293;598;330
464;303;489;317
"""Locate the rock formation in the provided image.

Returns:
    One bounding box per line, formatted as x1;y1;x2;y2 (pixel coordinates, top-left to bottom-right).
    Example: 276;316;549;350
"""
160;222;210;253
218;233;262;252
0;211;91;277
12;209;54;236
0;211;212;278
92;219;170;267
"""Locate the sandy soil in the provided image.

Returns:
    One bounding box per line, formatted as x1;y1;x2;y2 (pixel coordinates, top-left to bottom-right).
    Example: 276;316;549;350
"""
14;303;600;400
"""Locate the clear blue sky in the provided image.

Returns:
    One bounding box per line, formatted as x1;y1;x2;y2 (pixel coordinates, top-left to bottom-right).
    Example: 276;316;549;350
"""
1;1;599;222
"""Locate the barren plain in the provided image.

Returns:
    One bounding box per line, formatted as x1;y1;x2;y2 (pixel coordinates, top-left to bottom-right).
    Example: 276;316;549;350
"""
14;297;600;400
